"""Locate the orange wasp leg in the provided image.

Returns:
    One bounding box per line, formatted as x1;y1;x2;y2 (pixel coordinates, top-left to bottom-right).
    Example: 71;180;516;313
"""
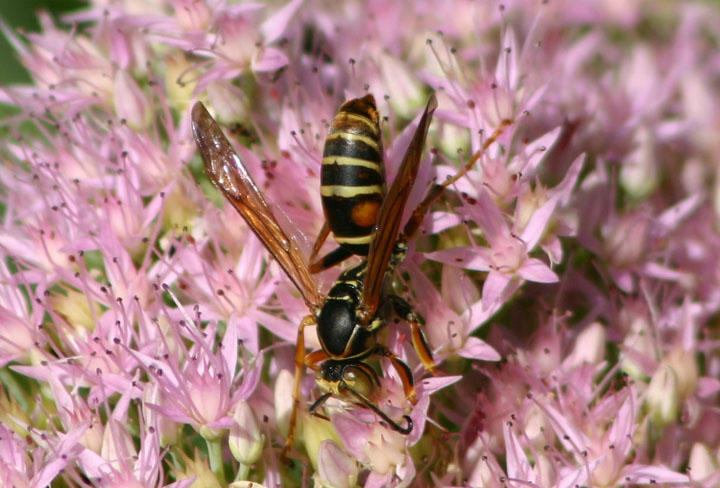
376;345;419;405
308;221;331;268
308;218;361;274
379;119;515;384
304;349;328;371
284;315;328;456
408;316;437;375
308;218;356;273
388;295;437;375
398;118;515;246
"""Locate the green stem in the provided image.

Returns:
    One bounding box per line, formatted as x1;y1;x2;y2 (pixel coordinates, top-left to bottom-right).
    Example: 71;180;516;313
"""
205;436;226;485
235;462;250;482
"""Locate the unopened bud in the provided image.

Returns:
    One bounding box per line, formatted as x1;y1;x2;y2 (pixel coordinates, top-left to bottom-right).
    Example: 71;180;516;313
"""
229;401;265;465
316;440;358;488
646;364;678;426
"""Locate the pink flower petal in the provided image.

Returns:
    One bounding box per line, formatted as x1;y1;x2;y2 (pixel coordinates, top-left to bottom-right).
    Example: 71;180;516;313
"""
333;415;372;462
456;337;501;361
481;270;511;308
517;258;559;283
252;47;288;72
504;422;530;480
619;464;689;484
518;198;558;250
260;0;303;44
426;247;491;271
419;375;462;395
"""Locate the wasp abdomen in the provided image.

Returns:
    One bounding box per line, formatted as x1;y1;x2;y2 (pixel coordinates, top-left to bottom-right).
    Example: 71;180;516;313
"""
321;94;385;256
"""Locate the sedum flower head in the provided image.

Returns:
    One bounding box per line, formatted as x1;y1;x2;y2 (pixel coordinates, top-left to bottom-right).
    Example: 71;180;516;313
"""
1;0;719;486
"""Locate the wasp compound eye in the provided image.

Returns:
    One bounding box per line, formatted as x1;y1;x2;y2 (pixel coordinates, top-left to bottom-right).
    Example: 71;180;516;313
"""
342;364;375;398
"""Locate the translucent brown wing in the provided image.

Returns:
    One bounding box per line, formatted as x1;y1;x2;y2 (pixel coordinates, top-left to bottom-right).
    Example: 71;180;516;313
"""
360;94;437;321
191;102;323;309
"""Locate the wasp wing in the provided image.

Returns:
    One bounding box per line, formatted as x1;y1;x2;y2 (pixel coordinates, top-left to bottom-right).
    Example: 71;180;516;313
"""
191;102;323;309
360;94;437;322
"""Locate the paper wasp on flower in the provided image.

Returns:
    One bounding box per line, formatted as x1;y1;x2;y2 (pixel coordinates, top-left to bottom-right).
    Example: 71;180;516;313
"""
191;92;510;451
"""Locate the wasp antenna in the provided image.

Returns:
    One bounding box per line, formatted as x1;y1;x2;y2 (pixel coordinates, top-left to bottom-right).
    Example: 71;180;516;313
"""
344;385;413;434
309;392;332;414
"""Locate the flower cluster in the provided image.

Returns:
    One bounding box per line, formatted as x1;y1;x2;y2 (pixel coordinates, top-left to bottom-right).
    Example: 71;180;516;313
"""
1;0;719;486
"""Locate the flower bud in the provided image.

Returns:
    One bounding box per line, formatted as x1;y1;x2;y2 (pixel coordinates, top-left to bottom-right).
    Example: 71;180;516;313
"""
316;440;358;488
229;401;265;465
666;348;698;401
565;322;606;368
274;369;294;437
688;442;717;483
646;364;678;426
303;412;340;470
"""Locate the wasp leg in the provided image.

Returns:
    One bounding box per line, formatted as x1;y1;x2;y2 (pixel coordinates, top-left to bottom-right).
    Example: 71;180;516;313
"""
375;345;418;405
309;221;357;273
304;349;328;371
309;245;355;274
398;183;445;246
388;295;438;375
309;221;331;266
284;315;327;457
398;119;514;246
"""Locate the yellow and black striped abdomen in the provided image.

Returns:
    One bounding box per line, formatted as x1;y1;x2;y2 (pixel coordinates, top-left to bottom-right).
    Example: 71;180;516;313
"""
321;94;385;256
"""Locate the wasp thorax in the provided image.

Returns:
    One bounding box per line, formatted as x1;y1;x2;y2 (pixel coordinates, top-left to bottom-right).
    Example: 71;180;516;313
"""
317;265;376;358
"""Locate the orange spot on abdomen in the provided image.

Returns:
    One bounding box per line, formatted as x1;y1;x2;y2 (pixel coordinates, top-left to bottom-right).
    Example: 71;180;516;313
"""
351;200;380;228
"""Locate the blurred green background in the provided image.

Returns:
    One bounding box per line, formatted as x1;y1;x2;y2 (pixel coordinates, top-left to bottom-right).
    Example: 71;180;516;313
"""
0;0;85;85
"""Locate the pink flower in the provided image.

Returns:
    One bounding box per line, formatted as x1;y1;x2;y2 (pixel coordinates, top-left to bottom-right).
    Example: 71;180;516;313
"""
2;0;719;485
137;317;261;437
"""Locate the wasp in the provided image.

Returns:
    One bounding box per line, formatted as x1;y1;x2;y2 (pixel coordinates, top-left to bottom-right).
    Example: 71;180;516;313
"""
191;94;510;450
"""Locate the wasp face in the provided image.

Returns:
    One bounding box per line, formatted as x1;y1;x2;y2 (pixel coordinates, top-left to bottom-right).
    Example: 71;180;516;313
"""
313;359;412;434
